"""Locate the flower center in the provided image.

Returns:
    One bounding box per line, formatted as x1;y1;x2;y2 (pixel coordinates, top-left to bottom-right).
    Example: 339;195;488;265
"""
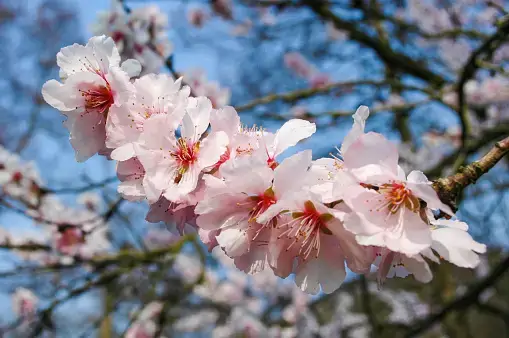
80;84;114;114
378;183;420;213
248;187;277;222
11;171;23;184
20;299;34;317
266;157;278;170
212;147;231;171
171;138;200;183
57;227;85;253
278;201;334;260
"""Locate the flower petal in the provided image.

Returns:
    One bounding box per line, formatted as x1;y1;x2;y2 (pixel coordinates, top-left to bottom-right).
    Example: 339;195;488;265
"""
272;119;316;157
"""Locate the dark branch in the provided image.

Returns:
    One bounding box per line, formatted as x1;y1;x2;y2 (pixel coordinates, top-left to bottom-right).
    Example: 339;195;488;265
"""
302;0;447;86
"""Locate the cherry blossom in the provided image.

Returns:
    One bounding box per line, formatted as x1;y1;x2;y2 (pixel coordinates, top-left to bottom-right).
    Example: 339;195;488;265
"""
257;192;371;294
341;132;454;256
126;302;164;338
0;146;43;207
251;118;316;170
196;151;312;275
91;1;172;75
374;217;486;287
209;106;267;169
107;74;190;161
183;69;231;108
12;288;38;324
284;52;314;79
42;35;139;161
188;8;208;28
135;97;228;203
39;34;488;295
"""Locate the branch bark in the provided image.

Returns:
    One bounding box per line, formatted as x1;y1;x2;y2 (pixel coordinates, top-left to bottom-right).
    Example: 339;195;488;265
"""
433;136;509;212
235;79;428;112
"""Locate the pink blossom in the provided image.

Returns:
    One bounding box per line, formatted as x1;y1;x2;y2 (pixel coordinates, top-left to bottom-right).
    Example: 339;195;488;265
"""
187;8;208;28
12;288;38;320
183;69;231;108
107;74;190;161
0;146;43;207
252;118;316;170
257;193;371;294
145;180;206;234
284;52;313;79
135;97;228;203
209;106;266;169
341;132;454;256
199;228;220;252
42;36;140;162
55;226;86;255
116;157;146;201
305;106;369;203
374;217;485;287
308;72;331;89
106;74;190;201
373;247;433;288
195;151;313;274
92;2;172;75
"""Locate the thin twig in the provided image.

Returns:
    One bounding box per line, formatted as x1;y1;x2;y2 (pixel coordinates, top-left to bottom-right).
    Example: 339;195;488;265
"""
433;136;509;212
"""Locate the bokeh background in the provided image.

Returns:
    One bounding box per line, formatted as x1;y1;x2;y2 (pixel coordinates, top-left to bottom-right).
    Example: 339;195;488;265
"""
0;0;508;337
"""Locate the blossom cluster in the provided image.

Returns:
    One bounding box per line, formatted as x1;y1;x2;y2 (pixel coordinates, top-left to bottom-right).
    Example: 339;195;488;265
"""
41;36;486;294
91;0;172;75
128;243;317;337
92;2;231;109
0;144;110;263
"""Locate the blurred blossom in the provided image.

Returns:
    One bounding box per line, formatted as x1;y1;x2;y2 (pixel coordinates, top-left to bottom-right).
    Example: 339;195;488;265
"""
308;72;331;89
284;52;314;79
0;146;43;208
12;288;38;320
174;310;218;332
187;7;208;28
175;253;202;284
91;0;172;75
211;0;233;20
183;69;231;108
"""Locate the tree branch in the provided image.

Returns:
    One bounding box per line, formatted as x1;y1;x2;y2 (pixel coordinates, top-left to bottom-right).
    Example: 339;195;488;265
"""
302;0;447;86
456;15;509;145
425;125;509;178
235;80;429;112
40;177;117;194
432;136;509;212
